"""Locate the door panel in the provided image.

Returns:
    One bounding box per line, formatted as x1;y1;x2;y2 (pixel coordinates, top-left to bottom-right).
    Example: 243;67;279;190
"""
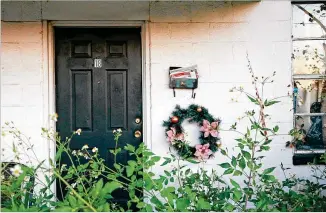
55;28;142;204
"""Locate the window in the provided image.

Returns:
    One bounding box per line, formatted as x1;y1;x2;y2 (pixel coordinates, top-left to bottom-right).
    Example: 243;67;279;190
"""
292;2;326;164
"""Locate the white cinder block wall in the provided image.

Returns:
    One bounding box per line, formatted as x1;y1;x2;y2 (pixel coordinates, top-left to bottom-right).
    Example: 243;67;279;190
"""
148;1;303;180
1;1;317;180
1;22;49;164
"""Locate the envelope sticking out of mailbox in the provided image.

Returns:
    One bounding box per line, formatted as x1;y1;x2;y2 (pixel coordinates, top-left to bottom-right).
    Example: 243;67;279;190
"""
169;65;199;89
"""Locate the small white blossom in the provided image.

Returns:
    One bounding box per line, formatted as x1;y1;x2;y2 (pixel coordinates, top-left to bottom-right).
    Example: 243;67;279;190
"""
81;144;89;150
60;164;67;172
71;182;77;188
113;130;116;133
78;151;83;156
75;129;82;135
10;165;23;177
117;128;122;133
92;147;98;153
72;150;77;156
50;113;58;122
23;176;30;182
84;154;90;160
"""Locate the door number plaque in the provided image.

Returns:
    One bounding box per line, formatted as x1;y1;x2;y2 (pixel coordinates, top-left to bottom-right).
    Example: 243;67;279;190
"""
94;58;102;68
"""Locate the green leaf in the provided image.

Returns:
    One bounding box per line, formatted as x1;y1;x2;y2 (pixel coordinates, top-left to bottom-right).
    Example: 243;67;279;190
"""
136;202;145;209
126;165;135;177
151;156;161;163
273;125;279;133
231;157;237;167
127;160;137;167
233;189;242;201
176;198;190;211
241;150;251;160
68;195;77;208
263;167;276;175
103;203;110;212
150;196;164;209
95;179;104;195
233;170;243;176
223;168;234;175
247;95;259;105
124;144;135;152
263;175;276;182
160;157;171;166
224;203;235;211
103;181;123;194
185;158;200;164
230;179;240;188
164;170;171;177
265;100;280;107
220;149;227;156
56;146;64;161
114;163;121;170
55;207;73;212
239;157;246;170
197;198;210;210
219;163;231;169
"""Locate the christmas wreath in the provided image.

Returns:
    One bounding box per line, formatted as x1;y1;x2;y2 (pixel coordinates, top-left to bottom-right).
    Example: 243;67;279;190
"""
163;104;221;160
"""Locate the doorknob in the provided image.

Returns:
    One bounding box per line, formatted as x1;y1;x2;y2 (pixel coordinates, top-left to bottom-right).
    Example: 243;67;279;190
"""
134;130;142;138
135;118;141;124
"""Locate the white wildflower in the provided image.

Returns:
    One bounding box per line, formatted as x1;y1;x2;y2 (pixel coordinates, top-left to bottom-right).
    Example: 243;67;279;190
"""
10;165;23;177
75;129;82;135
72;150;77;156
117;128;122;133
71;182;77;188
77;151;83;156
81;144;89;150
50;113;58;122
60;164;67;172
92;147;98;153
23;176;30;182
113;130;116;133
84;154;90;160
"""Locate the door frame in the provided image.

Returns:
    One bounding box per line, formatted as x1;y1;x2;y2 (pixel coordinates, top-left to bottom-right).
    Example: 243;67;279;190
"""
43;20;152;176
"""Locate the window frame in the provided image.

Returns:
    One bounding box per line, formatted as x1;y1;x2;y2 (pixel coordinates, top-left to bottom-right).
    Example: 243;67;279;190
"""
291;2;326;165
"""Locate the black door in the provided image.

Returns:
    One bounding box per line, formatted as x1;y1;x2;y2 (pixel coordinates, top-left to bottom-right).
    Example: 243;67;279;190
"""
55;28;142;205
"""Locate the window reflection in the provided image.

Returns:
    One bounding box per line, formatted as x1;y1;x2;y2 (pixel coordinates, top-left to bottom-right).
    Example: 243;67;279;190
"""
294;115;325;149
293;40;326;75
292;3;326;39
294;80;326;113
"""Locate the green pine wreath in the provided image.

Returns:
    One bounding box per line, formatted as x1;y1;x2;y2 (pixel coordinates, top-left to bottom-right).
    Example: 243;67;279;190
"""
163;104;221;160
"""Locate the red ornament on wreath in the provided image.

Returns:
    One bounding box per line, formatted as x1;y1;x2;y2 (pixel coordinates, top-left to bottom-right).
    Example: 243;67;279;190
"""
171;116;179;123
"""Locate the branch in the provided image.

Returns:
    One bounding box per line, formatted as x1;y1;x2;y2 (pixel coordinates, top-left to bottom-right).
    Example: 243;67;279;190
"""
295;4;326;33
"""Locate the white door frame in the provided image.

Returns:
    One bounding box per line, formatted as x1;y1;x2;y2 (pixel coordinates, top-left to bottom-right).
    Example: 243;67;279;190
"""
44;20;152;166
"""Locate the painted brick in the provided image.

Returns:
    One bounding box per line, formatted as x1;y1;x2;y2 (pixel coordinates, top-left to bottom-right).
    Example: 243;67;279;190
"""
150;23;171;45
170;23;209;42
1;22;42;43
209;23;249;42
2;85;23;106
42;1;149;21
232;1;291;22
190;1;233;23
149;1;192;23
247;20;292;42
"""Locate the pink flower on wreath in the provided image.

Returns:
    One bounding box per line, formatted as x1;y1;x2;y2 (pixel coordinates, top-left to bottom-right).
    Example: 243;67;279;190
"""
166;127;184;143
200;119;219;138
194;144;212;160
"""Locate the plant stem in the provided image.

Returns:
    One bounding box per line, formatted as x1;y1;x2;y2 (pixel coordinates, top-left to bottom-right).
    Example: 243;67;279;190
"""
53;170;97;212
